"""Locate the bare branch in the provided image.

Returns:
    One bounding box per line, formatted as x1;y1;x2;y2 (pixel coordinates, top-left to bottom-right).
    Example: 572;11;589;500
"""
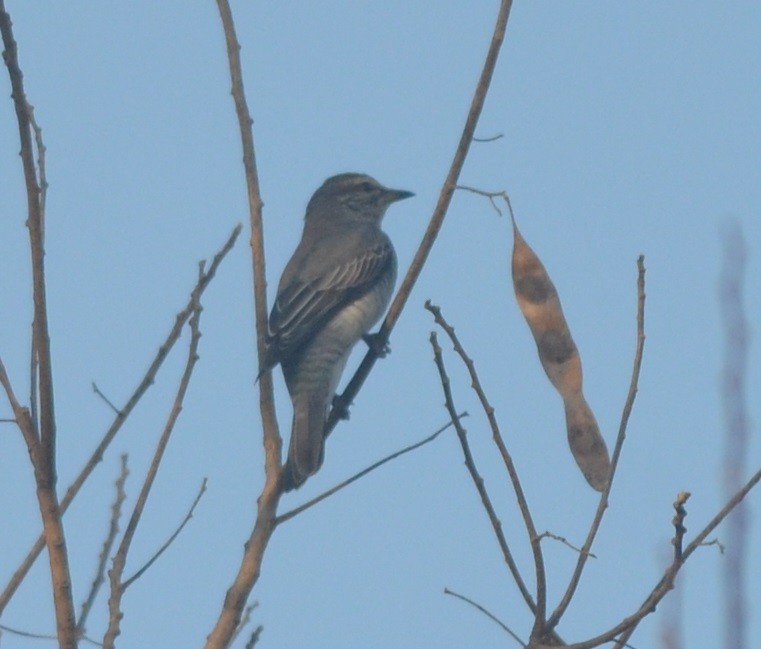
537;532;596;559
425;300;548;630
547;256;647;632
428;332;537;615
444;587;525;647
1;5;77;644
103;285;205;648
0;224;240;616
700;538;725;554
77;455;129;637
205;3;282;646
671;492;690;563
324;0;516;438
455;184;510;216
559;463;761;649
122;478;208;590
91;382;122;416
0;623;103;647
275;413;466;525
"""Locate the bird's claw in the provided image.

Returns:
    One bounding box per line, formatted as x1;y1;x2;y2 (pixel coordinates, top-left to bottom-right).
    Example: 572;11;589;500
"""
331;394;351;421
363;332;390;358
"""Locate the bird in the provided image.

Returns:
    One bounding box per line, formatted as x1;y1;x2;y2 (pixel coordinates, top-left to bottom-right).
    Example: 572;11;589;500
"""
263;173;414;491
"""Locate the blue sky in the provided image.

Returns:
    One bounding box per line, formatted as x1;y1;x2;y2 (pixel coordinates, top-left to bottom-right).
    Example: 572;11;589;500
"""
1;2;759;647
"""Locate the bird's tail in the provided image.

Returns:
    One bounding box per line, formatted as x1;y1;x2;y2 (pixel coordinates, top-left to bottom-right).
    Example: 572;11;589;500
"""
281;395;327;491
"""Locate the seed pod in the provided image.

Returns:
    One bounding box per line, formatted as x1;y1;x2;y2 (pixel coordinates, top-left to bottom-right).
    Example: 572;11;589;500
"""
511;218;611;491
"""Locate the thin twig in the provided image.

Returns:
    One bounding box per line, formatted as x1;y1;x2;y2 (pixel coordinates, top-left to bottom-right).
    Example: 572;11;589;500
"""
425;300;549;634
428;332;536;615
275;413;466;525
205;3;282;646
547;256;647;633
671;492;690;563
324;0;515;438
122;478;208;589
0;623;102;647
77;455;129;637
1;6;77;645
245;626;263;649
28;101;47;230
0;225;240;616
472;133;504;143
455;185;510;216
537;532;596;559
103;278;205;648
91;383;122;416
444;587;525;647
700;538;725;554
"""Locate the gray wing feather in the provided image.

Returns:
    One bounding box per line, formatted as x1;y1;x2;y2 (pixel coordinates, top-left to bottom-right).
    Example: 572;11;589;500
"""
267;241;392;364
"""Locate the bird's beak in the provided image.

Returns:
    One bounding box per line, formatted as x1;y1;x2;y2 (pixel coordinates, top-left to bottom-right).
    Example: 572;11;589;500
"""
385;188;415;203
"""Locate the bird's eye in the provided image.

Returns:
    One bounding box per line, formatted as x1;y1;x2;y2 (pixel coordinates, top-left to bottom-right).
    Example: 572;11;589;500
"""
359;181;375;193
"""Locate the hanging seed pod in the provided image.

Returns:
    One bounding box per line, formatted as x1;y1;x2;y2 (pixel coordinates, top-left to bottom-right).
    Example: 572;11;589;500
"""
511;218;611;491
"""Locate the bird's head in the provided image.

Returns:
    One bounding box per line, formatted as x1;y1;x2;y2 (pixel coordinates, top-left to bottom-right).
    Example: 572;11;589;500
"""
306;173;414;224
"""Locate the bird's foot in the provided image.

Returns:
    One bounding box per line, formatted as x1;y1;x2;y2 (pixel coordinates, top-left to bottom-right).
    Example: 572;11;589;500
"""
331;394;352;421
363;332;390;358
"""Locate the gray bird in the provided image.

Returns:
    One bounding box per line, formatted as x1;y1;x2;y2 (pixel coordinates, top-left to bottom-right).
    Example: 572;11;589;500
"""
264;173;414;491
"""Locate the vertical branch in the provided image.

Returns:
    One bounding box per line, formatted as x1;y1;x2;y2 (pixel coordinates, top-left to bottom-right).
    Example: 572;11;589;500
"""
206;3;282;647
425;301;548;633
547;256;647;632
428;332;537;616
719;221;748;649
1;5;77;647
325;0;515;437
77;454;129;638
213;0;280;475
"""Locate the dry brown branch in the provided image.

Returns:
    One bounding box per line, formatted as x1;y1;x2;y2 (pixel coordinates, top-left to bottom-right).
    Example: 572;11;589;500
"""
425;300;548;631
123;477;207;590
77;454;129;638
428;332;537;615
0;225;240;616
546;256;647;633
275;413;466;525
1;5;77;644
324;0;515;437
444;587;525;647
455;184;511;216
205;2;282;646
91;383;122;416
103;286;204;648
537;532;595;559
700;538;726;554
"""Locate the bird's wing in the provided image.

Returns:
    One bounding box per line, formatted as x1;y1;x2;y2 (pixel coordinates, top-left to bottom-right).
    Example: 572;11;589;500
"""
266;240;393;364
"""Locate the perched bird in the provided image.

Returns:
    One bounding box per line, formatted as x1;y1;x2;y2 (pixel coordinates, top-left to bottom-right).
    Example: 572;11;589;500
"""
264;173;413;491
